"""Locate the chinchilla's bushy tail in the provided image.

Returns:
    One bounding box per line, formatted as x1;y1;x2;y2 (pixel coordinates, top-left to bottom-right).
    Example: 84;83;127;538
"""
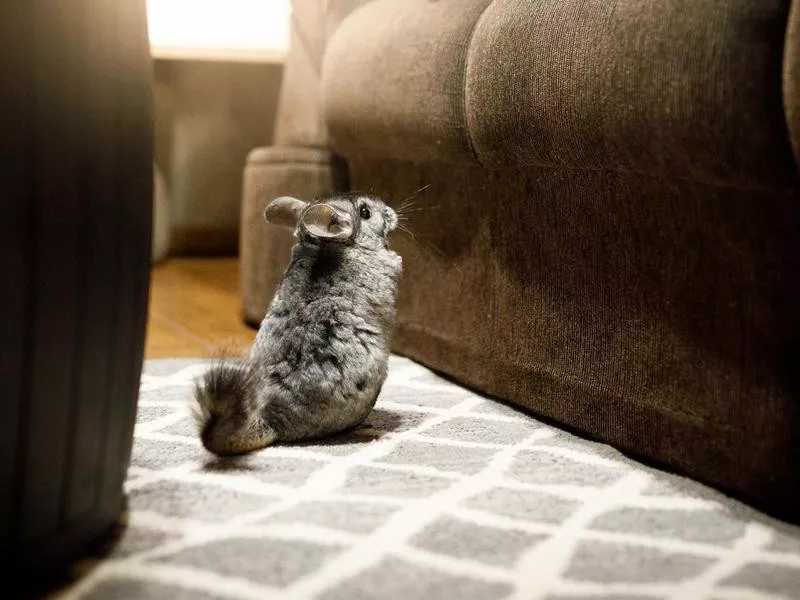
193;356;276;456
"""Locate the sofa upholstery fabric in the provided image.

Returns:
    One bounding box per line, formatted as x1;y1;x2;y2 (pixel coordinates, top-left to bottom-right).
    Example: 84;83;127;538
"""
465;0;797;186
323;0;492;163
275;0;376;148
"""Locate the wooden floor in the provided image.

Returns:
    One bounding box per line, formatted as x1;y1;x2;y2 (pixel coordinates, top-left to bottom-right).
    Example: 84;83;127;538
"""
144;258;257;359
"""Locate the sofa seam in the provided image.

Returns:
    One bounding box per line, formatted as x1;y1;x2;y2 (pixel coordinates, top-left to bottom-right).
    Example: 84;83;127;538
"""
459;1;495;168
782;0;800;171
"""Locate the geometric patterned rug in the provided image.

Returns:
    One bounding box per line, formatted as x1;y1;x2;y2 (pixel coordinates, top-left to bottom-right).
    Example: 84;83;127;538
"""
56;357;800;599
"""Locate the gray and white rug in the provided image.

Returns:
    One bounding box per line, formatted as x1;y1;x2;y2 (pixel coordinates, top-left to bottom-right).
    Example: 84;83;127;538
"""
59;357;800;600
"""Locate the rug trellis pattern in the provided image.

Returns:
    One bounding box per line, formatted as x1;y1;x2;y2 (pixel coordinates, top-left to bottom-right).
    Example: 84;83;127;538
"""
59;357;800;600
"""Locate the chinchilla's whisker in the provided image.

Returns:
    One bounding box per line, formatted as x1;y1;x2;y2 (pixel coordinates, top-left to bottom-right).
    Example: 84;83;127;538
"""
402;183;432;203
395;184;432;213
416;236;444;259
396;205;441;215
395;201;416;215
397;223;444;259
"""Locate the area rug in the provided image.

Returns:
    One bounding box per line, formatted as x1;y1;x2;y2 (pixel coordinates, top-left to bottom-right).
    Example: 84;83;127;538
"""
57;357;800;600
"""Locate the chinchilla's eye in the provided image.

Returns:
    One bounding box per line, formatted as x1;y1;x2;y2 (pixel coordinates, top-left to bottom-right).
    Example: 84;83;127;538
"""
359;205;371;220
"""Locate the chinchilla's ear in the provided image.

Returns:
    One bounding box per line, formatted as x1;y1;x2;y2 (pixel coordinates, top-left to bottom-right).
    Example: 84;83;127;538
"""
301;203;353;241
264;196;308;229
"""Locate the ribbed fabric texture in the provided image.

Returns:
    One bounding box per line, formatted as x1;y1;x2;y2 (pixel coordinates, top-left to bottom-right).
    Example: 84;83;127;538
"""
274;0;376;148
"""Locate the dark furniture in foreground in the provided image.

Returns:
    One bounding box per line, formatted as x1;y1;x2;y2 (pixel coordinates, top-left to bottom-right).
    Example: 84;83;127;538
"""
1;0;152;577
243;0;800;521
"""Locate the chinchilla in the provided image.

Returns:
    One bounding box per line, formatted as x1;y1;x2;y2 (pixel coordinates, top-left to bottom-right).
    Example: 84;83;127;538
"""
194;192;402;455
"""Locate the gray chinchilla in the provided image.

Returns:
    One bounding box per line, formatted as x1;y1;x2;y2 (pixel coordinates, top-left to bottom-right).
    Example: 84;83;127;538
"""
194;192;402;455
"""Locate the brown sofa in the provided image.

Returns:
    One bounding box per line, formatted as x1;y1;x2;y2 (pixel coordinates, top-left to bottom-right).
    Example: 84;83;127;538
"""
242;0;800;521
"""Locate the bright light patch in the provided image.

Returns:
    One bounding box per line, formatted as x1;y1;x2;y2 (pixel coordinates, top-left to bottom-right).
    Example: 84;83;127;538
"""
147;0;290;61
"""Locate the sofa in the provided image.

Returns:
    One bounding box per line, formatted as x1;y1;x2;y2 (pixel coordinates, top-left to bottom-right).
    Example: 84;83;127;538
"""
242;0;800;522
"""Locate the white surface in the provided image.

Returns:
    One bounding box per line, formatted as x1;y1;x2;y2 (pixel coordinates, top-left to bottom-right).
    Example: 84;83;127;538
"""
147;0;290;62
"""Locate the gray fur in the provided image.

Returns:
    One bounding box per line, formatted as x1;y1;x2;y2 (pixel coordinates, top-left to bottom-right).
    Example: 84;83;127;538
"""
195;192;402;455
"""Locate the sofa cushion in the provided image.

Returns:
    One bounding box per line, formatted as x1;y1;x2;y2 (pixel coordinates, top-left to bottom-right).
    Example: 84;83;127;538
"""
323;0;492;164
467;0;797;188
324;0;799;188
275;0;376;148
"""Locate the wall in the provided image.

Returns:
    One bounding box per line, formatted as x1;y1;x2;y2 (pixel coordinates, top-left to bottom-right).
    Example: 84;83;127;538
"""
153;59;283;255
